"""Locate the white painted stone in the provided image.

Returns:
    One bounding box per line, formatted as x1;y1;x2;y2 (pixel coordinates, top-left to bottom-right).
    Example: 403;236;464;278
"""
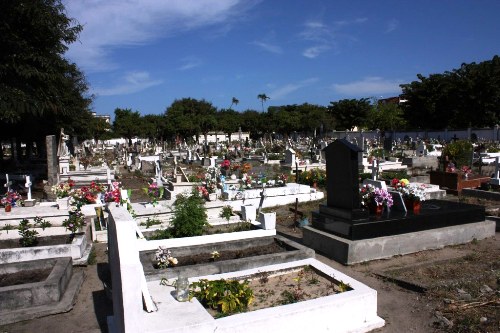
259;212;276;230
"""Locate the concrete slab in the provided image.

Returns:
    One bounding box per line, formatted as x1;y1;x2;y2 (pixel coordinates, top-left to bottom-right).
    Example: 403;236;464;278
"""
0;267;85;325
303;220;496;265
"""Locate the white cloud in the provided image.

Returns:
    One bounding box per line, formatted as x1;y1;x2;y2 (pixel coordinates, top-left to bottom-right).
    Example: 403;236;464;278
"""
94;71;163;96
251;41;283;54
385;19;398;33
64;0;257;72
269;78;319;100
332;77;402;96
299;18;366;58
303;45;330;58
178;56;203;71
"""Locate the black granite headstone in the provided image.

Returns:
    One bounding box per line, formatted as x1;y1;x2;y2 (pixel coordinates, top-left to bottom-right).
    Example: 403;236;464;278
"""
325;139;362;209
322;139;368;220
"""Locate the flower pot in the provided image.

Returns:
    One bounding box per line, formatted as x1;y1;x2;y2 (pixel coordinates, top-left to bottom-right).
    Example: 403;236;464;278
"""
259;212;276;230
404;199;421;214
57;197;70;210
369;203;383;216
241;204;256;222
4;204;11;213
208;193;217;201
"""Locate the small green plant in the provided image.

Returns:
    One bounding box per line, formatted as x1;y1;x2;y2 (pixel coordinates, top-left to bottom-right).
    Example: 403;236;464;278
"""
190;279;254;316
257;271;269;284
87;247;97;265
170;190;209;238
18;219;39;247
336;280;351;293
210;250;220;261
2;223;14;233
62;211;86;234
146;228;173;240
140;216;162;229
219;205;233;223
34;216;52;230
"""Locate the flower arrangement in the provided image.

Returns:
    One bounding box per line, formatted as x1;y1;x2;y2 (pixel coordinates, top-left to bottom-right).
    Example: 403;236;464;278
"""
230;162;241;172
391;178;410;189
298;168;326;187
240;162;252;174
391;178;426;202
89;181;107;195
104;182;121;203
143;182;164;206
276;173;288;186
52;179;75;198
461;165;472;175
1;190;23;207
446;162;456;173
155;246;178;269
62;211;85;234
360;184;394;208
197;186;209;199
220;160;231;170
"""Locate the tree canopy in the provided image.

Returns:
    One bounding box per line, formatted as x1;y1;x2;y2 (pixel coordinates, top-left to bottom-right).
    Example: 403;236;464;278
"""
328;98;371;131
401;55;500;129
0;0;92;140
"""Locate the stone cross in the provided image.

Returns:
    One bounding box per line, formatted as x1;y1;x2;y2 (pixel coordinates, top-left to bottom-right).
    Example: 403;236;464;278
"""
25;175;32;200
4;173;11;192
368;160;379;181
155;160;163;187
257;184;267;215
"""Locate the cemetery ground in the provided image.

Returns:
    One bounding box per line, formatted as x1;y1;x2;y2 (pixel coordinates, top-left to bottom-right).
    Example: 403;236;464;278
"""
1;174;499;332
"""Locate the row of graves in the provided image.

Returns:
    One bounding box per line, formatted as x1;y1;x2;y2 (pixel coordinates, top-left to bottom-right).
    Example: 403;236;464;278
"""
1;134;497;332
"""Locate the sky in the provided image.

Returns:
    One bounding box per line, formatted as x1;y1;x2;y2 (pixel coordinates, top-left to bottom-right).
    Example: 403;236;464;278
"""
64;0;500;118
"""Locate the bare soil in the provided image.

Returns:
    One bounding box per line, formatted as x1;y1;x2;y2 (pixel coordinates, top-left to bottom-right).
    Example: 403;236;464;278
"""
0;233;77;249
163;241;286;268
0;268;52;287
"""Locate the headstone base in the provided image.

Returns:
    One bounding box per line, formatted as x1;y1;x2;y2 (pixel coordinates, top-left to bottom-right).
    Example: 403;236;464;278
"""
303;220;495;265
24;199;36;207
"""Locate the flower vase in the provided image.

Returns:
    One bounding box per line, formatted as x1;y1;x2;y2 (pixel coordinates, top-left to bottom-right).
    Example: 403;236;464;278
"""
4;204;11;213
369;203;383;216
57;197;70;210
413;200;421;214
208;193;217;201
463;173;469;180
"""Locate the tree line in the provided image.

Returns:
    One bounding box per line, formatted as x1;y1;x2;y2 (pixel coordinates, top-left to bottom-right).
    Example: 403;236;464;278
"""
1;0;500;145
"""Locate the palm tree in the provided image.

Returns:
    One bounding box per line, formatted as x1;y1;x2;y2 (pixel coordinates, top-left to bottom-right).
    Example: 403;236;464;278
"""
257;94;270;112
229;97;239;110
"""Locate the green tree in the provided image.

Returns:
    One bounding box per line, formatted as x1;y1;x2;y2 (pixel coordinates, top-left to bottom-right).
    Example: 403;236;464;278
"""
257;93;270;112
328;98;371;130
164;98;217;145
217;109;241;141
0;0;91;129
229;97;239;110
113;108;142;145
366;103;406;131
400;55;500;129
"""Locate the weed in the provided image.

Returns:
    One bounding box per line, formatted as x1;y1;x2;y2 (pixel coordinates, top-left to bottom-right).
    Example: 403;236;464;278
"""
190;279;254;315
87;247;97;265
140;216;162;229
34;216;52;230
2;224;14;233
257;271;270;284
18;219;39;247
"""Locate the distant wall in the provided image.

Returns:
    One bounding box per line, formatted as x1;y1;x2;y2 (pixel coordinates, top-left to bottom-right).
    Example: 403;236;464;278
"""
329;127;500;142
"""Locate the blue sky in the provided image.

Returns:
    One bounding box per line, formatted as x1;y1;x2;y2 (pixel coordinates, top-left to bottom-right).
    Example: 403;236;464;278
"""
64;0;500;118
